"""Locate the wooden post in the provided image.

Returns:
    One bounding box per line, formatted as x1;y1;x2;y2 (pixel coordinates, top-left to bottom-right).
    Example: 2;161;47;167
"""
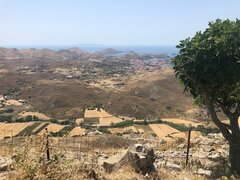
3;130;6;156
45;128;50;161
186;129;191;166
11;130;13;155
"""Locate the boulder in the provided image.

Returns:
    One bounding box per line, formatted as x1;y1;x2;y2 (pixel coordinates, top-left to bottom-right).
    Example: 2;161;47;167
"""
97;154;108;168
100;144;155;173
128;144;155;172
202;145;214;152
166;162;182;171
101;150;130;173
197;168;212;177
0;157;12;172
154;159;166;168
177;143;185;149
207;152;222;161
134;144;143;152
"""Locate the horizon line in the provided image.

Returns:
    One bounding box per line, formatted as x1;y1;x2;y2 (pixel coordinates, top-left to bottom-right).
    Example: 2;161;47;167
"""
0;44;177;48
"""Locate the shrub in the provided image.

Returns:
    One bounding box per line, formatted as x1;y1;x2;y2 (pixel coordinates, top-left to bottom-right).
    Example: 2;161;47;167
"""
110;120;133;128
97;127;111;134
5;108;14;113
50;118;58;123
0;115;12;122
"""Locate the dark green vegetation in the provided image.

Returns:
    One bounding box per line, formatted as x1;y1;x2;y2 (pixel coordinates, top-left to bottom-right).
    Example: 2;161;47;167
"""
82;117;100;125
0;115;12;123
173;19;240;173
97;127;112;134
34;123;49;134
50;125;74;137
17;122;42;136
0;114;42;123
97;119;219;135
16;115;39;122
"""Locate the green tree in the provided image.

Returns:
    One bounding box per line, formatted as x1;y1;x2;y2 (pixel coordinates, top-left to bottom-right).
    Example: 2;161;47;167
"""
172;19;240;172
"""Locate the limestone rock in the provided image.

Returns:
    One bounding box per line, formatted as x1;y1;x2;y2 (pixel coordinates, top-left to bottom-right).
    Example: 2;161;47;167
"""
128;144;155;172
207;152;222;161
166;162;182;171
102;150;129;173
100;144;155;173
0;157;12;172
202;145;214;152
197;168;212;177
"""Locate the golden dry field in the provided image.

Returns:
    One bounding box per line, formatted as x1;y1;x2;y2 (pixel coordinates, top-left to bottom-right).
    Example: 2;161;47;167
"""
161;118;200;127
0;122;33;137
68;127;85;136
149;124;180;138
4;100;23;106
18;111;51;120
38;124;64;135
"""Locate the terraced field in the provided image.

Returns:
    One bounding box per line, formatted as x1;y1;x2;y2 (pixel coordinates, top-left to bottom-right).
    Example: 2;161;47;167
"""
161;118;200;127
38;124;64;135
134;125;154;134
149;124;180;138
0;122;33;137
83;108;123;126
108;126;138;134
69;127;86;137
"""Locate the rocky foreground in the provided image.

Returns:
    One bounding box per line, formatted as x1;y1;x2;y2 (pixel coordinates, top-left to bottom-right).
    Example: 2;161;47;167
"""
0;133;238;179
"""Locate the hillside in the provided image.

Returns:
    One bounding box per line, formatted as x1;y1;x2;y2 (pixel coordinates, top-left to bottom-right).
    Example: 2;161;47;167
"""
0;47;198;120
16;68;195;119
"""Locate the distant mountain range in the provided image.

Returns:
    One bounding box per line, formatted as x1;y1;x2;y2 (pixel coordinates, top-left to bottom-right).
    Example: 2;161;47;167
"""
1;45;178;56
0;47;173;61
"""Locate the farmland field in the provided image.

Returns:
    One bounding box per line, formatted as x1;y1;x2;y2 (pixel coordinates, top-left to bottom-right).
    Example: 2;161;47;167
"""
134;125;154;134
149;124;180;138
38;123;64;135
18;111;51;120
69;127;86;136
108;126;138;134
0;122;33;137
84;108;123;126
161;118;200;127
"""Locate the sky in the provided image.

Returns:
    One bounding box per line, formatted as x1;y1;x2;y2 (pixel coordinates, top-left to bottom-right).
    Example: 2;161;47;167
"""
0;0;240;47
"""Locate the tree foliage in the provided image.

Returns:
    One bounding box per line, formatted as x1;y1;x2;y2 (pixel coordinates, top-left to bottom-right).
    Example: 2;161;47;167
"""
172;19;240;172
173;19;240;110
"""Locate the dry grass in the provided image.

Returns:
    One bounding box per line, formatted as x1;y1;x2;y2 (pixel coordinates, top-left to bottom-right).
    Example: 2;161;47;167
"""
68;127;85;137
7;145;99;179
38;124;64;135
32;123;48;133
161;118;200;127
0;134;227;179
85;109;100;118
171;131;201;139
108;126;138;134
75;118;83;125
85;108;123;126
149;124;180;138
0;122;33;137
3;99;23;106
18;111;51;120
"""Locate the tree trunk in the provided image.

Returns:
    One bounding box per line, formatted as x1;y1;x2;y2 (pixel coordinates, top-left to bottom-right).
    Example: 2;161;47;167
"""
229;142;240;173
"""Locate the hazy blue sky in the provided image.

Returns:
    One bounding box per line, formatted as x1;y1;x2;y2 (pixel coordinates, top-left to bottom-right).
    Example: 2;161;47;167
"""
0;0;240;46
